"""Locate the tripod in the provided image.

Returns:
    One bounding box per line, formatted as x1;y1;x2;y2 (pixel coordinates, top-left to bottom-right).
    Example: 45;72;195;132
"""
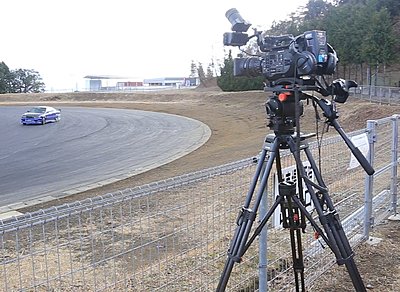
216;86;374;292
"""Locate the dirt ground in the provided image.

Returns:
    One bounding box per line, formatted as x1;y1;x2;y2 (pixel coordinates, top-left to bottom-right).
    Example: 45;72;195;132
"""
312;219;400;291
1;86;400;290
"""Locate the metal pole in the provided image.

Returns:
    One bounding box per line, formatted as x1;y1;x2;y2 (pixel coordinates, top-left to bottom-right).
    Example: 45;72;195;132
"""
363;120;377;239
390;115;399;214
259;154;269;292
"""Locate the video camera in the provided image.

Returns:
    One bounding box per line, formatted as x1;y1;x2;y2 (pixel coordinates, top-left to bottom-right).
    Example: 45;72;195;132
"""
223;8;358;133
224;8;338;81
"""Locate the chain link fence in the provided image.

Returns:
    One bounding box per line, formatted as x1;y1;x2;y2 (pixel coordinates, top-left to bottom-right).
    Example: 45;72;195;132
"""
1;115;399;291
353;85;400;105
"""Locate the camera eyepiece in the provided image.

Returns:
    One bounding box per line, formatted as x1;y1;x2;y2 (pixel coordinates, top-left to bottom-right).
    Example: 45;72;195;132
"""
225;8;251;33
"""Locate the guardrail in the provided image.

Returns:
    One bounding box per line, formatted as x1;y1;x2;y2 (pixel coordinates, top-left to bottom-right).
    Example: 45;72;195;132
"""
0;115;399;291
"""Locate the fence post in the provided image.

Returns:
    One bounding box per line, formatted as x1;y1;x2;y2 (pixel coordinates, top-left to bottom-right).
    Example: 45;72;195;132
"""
368;85;372;102
363;120;377;239
259;154;268;292
390;115;399;215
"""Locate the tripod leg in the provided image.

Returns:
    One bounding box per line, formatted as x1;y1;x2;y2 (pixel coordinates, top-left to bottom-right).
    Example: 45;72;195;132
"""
290;228;305;292
216;139;280;291
304;146;356;253
303;146;366;291
280;181;306;292
287;137;366;291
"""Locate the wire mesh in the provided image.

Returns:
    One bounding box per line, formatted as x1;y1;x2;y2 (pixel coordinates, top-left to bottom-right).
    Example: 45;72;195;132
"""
0;116;398;291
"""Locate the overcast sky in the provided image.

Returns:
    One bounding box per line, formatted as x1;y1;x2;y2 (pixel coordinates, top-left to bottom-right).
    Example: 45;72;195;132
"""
1;0;309;90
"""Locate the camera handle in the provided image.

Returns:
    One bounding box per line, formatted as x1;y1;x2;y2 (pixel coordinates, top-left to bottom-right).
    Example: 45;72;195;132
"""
265;82;374;176
309;95;375;175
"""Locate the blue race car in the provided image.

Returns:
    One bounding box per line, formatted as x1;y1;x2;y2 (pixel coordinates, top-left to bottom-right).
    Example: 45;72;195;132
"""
21;106;61;125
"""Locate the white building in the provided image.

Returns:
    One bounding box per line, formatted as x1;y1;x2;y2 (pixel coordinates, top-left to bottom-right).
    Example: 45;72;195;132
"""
84;75;143;91
144;77;199;87
83;75;199;91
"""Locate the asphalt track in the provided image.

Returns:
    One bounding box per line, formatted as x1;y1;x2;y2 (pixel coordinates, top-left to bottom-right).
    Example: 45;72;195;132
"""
0;106;211;209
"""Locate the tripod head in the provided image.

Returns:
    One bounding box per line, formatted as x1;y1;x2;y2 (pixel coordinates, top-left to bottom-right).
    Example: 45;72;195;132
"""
264;77;374;175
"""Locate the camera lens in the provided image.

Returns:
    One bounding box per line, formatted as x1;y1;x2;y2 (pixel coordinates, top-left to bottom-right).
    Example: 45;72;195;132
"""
233;57;262;77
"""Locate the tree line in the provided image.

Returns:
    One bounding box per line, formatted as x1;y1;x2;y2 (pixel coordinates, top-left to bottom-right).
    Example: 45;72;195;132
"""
0;61;45;93
217;0;400;91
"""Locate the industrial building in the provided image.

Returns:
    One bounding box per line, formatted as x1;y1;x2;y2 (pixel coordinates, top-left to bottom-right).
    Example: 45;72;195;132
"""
84;75;199;91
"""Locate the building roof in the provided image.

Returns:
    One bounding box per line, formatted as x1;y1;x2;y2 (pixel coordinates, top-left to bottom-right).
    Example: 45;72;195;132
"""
83;75;139;79
143;77;186;82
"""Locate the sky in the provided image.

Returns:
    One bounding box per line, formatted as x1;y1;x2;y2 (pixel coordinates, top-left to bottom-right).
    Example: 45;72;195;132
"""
1;0;309;90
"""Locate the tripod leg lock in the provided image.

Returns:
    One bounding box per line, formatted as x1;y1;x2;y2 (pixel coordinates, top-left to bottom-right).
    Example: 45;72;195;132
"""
236;207;257;226
293;258;305;273
319;210;338;225
227;252;243;263
336;252;355;266
224;208;258;264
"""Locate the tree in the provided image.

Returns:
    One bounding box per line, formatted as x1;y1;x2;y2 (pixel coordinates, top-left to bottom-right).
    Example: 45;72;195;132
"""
189;60;197;77
321;2;367;78
197;62;206;84
0;62;46;94
9;69;45;93
338;0;400;17
298;0;333;31
361;8;396;64
206;64;214;78
267;0;399;83
360;6;397;85
0;62;12;94
267;17;302;36
376;0;400;18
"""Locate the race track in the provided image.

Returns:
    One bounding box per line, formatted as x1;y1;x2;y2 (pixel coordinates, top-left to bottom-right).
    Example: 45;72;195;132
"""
0;106;211;208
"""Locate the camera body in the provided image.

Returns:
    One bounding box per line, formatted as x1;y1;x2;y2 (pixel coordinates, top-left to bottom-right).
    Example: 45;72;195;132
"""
225;30;337;81
223;8;337;81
